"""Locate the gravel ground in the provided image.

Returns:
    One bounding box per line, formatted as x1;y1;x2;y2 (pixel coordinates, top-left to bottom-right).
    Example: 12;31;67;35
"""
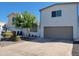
72;43;79;56
0;41;73;56
0;41;25;47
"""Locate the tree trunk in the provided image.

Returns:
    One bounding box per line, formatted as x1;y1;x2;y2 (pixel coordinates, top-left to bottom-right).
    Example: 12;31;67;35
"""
27;28;30;37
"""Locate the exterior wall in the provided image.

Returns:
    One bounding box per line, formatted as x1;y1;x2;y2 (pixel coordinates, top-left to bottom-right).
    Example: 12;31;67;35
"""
77;26;79;41
6;26;27;36
40;3;78;41
7;13;16;27
76;3;79;41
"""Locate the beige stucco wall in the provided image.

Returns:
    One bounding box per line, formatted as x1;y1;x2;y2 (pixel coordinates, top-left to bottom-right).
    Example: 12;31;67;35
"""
7;13;16;27
40;3;78;41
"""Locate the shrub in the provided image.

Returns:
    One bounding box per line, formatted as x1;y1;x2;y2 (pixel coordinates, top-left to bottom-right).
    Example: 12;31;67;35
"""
2;31;21;41
2;31;13;38
15;36;21;41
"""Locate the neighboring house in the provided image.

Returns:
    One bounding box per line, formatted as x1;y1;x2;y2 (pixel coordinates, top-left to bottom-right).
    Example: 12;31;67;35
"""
6;13;26;36
0;22;5;32
0;22;5;38
40;2;79;41
0;21;5;30
6;13;39;37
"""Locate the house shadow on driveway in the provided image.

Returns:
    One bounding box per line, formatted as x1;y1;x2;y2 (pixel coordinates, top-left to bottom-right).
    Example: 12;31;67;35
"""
72;42;79;56
29;38;73;44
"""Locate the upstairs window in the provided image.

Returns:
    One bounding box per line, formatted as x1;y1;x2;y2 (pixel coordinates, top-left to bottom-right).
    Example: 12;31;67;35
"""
57;10;62;16
12;17;16;22
52;10;62;17
52;11;56;17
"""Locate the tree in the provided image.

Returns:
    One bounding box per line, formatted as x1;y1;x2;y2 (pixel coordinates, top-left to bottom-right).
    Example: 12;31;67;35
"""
12;11;38;36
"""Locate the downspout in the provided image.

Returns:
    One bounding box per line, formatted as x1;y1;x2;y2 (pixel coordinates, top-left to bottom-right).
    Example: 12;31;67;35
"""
76;2;79;40
39;10;41;38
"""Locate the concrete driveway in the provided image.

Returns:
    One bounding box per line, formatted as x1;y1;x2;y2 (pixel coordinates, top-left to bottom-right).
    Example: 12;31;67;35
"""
0;41;73;56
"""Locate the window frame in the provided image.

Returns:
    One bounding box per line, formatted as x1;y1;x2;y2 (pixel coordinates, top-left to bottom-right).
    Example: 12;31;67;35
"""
56;10;62;17
52;11;56;17
51;10;62;17
12;17;16;22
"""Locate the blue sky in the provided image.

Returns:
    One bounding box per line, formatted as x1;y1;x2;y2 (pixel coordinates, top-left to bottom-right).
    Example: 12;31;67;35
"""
0;2;56;23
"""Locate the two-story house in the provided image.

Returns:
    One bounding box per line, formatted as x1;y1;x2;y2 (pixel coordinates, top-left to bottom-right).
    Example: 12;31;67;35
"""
40;2;79;41
6;13;28;36
6;13;39;37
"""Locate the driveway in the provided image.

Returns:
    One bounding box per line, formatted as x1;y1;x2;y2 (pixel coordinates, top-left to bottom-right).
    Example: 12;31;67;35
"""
0;40;73;56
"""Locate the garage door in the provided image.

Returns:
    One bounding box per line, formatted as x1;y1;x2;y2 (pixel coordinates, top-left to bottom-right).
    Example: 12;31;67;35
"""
44;26;73;41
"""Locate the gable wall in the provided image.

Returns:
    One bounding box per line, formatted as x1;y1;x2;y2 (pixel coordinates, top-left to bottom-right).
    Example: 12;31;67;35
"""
40;3;78;40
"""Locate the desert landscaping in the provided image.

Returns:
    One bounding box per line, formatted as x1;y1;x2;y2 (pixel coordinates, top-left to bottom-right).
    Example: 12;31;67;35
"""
0;2;79;56
0;40;76;56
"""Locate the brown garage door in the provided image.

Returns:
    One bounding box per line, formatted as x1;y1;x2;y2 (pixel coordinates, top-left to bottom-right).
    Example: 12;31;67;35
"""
44;26;73;41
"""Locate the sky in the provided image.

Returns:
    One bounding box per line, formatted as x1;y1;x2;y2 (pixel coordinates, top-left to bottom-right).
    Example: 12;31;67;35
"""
0;2;56;23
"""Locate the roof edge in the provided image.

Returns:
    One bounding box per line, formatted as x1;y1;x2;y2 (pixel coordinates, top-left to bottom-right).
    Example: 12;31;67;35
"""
40;2;79;11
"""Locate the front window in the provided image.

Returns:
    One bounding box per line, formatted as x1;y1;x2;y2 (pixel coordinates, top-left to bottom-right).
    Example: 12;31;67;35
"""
17;31;23;36
30;27;37;32
12;17;16;22
52;10;62;17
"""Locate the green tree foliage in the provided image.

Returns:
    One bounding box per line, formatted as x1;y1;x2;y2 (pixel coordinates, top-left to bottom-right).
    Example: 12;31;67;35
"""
13;11;37;29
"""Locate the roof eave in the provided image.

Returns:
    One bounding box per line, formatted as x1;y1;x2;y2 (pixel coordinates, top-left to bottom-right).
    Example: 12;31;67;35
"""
40;2;78;11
